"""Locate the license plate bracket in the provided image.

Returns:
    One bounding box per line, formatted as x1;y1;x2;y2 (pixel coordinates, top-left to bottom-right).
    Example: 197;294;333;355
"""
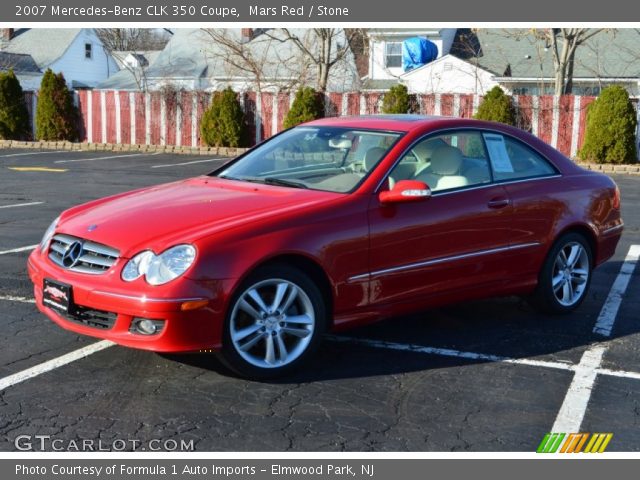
43;278;73;313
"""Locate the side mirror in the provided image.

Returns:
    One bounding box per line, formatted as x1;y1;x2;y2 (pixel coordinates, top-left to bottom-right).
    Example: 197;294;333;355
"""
379;180;432;205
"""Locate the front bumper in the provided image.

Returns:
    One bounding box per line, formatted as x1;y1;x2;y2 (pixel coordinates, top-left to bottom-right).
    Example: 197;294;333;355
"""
28;249;228;352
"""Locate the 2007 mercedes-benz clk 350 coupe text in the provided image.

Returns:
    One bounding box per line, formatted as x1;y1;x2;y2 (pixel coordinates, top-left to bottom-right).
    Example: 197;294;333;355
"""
28;116;623;378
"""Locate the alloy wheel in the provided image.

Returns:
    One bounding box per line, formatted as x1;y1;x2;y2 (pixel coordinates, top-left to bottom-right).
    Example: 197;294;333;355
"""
229;279;315;369
551;241;590;307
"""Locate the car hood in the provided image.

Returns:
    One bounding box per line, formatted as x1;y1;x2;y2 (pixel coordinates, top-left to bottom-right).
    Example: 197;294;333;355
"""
58;177;342;257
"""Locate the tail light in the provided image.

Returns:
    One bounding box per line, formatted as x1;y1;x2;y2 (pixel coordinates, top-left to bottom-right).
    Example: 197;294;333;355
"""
613;185;621;210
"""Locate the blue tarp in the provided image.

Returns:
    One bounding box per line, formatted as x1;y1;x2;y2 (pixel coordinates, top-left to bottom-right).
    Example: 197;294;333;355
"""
402;37;438;72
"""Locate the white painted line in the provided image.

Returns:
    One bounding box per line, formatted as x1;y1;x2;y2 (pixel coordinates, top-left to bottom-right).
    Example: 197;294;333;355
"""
0;201;43;209
191;93;198;148
145;92;151;145
0;295;35;304
329;335;640;383
54;152;161;164
531;95;539;137
100;90;107;144
0;244;37;255
570;95;582;158
115;90;122;145
434;93;442;116
0;341;114;392
551;345;606;433
160;96;167;146
327;336;575;372
593;245;640;336
151;158;222;169
598;367;640;381
129;91;136;144
0;151;66;157
87;90;93;144
551;94;560;149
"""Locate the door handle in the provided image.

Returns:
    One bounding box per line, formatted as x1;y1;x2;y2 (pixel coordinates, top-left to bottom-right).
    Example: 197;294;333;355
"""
487;197;510;209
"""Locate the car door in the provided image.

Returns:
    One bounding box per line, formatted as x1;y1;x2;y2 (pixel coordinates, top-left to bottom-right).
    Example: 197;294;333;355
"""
366;130;515;307
484;132;562;275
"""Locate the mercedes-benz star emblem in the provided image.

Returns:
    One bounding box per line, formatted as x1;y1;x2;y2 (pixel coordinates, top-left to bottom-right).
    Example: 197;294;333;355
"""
61;241;84;268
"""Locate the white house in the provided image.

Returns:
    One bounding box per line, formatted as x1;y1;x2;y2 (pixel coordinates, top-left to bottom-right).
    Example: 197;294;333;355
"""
368;28;640;96
363;28;457;91
401;54;498;94
2;28;118;89
98;28;360;92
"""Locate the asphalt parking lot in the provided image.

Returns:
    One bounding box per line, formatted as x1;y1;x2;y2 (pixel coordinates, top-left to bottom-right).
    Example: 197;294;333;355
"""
0;148;638;452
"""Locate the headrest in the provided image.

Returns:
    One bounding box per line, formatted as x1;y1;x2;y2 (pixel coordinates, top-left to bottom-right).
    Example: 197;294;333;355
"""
412;138;447;163
430;145;463;175
363;147;387;171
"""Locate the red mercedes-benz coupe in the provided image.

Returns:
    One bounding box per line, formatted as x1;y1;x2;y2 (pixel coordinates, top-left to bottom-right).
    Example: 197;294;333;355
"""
28;115;623;378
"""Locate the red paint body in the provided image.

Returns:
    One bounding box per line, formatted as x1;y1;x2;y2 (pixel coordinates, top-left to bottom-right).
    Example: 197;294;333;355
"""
28;117;623;352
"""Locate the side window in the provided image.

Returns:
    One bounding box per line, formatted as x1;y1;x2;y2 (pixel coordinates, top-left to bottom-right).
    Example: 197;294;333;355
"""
388;131;492;192
483;133;556;181
385;42;402;68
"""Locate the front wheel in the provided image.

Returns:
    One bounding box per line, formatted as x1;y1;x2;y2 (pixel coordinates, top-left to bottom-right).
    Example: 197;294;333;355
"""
529;232;593;314
219;264;327;379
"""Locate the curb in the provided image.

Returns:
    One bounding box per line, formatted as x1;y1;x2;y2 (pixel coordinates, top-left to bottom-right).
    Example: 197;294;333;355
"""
575;162;640;175
0;140;248;158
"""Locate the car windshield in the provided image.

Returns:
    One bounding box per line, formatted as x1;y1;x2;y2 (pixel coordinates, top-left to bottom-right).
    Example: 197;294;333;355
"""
215;126;403;193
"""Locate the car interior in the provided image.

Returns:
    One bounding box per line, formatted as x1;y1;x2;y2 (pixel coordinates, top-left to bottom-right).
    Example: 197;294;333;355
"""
218;127;556;194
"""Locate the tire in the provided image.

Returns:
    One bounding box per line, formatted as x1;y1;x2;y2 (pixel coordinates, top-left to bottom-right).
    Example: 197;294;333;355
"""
529;232;593;314
218;264;327;380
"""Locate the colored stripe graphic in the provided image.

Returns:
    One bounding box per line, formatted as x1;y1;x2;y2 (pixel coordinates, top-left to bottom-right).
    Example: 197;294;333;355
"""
537;433;612;453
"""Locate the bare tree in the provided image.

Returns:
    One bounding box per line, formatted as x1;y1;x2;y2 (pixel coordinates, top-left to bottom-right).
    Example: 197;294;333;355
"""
97;29;171;91
266;29;363;92
96;29;170;52
201;29;304;92
532;28;606;95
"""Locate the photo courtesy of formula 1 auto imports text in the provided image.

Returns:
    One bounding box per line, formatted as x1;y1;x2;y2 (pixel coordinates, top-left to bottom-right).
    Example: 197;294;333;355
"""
0;0;639;478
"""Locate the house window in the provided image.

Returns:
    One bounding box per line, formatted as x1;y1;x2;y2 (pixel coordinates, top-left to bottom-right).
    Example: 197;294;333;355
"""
385;42;402;68
85;43;92;59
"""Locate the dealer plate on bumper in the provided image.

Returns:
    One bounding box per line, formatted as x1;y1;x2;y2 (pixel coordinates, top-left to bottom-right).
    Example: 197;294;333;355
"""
43;278;73;313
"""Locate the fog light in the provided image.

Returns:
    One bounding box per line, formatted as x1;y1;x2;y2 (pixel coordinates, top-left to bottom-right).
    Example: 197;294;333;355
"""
130;318;165;335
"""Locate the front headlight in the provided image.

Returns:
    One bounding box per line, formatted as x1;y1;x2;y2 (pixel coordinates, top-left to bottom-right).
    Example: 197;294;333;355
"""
40;216;60;253
121;245;196;286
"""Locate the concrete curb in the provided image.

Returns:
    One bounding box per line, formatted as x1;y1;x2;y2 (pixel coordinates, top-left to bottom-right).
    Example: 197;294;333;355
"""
575;162;640;175
0;140;248;158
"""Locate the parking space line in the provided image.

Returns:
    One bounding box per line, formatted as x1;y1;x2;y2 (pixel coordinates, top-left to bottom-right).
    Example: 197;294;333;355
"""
151;158;223;168
551;345;606;433
54;152;162;164
0;341;114;392
0;245;37;255
0;151;67;157
327;335;575;371
8;167;67;173
593;244;640;336
0;201;43;209
598;367;640;381
0;295;35;304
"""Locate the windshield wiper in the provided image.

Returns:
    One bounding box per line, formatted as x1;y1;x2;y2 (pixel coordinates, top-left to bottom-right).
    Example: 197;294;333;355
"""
263;177;308;189
218;175;308;189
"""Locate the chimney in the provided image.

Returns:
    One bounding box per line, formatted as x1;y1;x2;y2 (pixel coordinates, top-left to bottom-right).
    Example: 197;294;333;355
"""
241;28;254;42
1;29;14;42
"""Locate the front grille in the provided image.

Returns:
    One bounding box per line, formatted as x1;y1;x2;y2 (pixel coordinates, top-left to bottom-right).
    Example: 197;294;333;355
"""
48;234;119;275
59;306;117;330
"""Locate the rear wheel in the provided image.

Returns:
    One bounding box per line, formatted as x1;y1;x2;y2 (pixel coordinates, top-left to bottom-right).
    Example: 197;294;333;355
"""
219;264;327;379
530;232;593;314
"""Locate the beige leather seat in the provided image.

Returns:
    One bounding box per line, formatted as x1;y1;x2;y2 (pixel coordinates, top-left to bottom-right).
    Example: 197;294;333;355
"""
415;145;469;191
363;147;387;172
413;138;448;176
